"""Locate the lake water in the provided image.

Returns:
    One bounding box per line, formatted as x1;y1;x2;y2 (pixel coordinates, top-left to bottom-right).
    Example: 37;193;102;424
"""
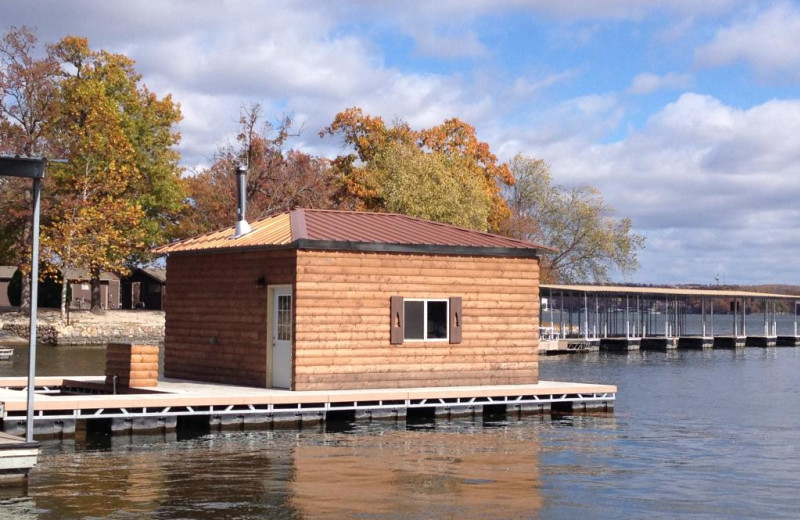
2;347;800;518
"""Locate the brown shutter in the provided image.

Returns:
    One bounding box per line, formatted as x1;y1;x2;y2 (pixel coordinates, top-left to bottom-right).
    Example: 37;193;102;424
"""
449;296;462;344
390;296;404;344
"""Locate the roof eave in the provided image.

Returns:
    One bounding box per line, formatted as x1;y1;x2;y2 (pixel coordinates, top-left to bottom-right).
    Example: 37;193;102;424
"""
161;239;542;259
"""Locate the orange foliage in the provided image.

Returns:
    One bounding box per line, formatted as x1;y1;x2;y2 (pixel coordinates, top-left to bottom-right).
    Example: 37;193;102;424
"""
321;107;514;231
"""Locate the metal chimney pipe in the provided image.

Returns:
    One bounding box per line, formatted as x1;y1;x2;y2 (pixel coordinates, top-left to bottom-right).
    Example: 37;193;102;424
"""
234;165;251;237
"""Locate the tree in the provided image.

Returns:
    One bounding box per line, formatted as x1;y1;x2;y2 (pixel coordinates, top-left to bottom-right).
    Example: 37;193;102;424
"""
0;26;60;311
0;28;183;317
364;141;491;229
175;104;336;236
504;154;645;283
321;107;514;232
41;36;175;315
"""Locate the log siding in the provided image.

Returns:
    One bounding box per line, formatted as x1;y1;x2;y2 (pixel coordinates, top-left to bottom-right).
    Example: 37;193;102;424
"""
165;248;540;390
294;250;539;390
164;250;296;386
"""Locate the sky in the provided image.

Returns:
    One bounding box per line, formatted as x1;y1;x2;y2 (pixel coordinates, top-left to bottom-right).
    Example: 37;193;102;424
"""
4;0;800;286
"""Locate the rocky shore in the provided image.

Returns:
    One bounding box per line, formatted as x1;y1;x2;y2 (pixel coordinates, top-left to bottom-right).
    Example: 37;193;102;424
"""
0;309;165;346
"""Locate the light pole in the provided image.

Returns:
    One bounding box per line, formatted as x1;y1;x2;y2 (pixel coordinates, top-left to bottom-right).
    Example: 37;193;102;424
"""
0;157;46;442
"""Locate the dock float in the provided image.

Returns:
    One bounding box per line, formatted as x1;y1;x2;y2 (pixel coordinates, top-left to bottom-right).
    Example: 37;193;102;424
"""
0;432;38;484
677;336;714;349
0;377;616;437
640;337;678;350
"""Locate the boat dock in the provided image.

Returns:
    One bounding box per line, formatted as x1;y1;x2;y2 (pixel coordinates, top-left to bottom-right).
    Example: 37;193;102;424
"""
0;376;616;437
541;284;800;352
0;432;38;484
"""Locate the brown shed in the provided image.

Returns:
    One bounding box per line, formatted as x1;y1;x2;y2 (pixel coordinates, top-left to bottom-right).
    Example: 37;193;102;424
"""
155;209;546;391
121;268;167;310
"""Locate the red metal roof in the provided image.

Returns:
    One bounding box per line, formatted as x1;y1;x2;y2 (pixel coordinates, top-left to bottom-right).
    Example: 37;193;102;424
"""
155;209;548;255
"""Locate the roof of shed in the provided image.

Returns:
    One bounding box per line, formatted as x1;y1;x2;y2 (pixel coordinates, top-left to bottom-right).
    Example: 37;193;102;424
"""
0;266;118;282
141;267;166;283
155;209;548;256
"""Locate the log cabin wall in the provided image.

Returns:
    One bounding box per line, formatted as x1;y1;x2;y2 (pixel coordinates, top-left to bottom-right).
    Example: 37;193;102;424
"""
294;250;540;391
164;249;296;386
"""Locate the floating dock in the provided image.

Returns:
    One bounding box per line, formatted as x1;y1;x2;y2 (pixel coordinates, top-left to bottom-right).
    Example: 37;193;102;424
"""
540;284;800;353
0;376;616;437
0;432;38;484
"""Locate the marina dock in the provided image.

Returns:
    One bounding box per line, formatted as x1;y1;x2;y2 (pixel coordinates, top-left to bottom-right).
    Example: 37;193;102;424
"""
541;284;799;352
0;432;38;484
0;376;616;437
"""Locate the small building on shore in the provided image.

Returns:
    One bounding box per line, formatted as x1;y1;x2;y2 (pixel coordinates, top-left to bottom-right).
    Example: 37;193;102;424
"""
0;266;120;310
121;268;166;310
155;209;547;391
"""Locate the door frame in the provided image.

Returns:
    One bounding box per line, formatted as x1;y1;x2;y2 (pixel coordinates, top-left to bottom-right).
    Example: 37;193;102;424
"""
266;284;293;388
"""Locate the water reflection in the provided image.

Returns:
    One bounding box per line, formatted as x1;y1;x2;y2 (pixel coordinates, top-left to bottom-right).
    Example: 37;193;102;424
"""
290;424;542;519
0;345;106;378
4;418;548;520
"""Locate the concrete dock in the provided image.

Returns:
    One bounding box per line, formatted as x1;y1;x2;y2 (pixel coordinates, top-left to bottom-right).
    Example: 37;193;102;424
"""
0;376;616;437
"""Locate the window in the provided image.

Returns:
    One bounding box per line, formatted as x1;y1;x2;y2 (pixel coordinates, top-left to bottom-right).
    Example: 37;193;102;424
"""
390;296;462;345
404;299;448;341
277;294;292;341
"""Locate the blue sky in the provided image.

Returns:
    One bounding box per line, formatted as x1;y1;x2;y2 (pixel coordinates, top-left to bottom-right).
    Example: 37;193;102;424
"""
5;0;800;285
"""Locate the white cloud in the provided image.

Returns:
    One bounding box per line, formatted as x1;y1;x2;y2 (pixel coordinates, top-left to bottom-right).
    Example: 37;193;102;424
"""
695;2;800;80
627;72;693;94
511;93;800;283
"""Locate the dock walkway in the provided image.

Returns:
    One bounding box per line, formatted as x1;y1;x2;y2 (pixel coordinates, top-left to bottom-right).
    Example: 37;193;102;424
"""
0;376;616;437
0;431;38;483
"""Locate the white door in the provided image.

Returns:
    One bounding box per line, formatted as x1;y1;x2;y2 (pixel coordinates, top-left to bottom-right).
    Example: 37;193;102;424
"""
272;288;293;389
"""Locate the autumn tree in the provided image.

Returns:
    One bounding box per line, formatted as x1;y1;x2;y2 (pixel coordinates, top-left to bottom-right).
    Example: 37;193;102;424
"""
503;154;645;283
0;26;60;310
321;107;514;232
41;36;180;315
176;104;336;236
364;141;491;229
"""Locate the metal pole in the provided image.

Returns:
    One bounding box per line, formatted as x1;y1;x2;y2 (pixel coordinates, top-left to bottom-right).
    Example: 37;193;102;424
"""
26;177;42;443
742;298;747;336
702;298;706;337
626;295;630;338
594;294;599;339
710;298;714;336
584;293;588;340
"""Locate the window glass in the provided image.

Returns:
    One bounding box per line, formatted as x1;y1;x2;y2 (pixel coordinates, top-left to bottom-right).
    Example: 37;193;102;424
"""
277;294;292;341
404;300;425;340
426;301;448;339
403;299;448;341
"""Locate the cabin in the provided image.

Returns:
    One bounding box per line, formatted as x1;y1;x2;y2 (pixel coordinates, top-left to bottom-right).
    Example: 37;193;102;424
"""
121;268;166;310
155;209;546;391
64;268;121;310
0;266;120;310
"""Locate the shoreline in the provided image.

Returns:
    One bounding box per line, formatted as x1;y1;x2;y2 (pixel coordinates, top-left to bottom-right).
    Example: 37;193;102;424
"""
0;309;165;346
